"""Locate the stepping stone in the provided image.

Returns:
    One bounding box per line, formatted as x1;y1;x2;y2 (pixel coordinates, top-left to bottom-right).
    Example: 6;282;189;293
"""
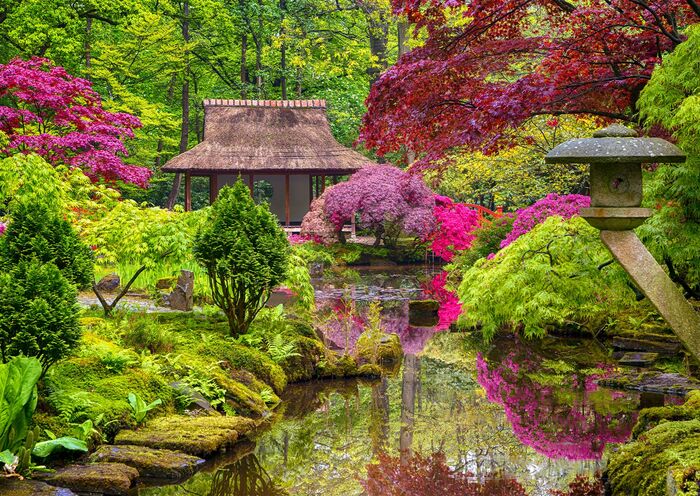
612;336;682;355
114;415;259;457
619;352;659;366
36;463;139;496
89;444;205;480
0;479;76;496
599;372;700;396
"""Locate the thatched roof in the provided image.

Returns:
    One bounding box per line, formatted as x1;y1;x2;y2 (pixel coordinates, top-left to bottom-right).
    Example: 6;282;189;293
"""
162;99;374;174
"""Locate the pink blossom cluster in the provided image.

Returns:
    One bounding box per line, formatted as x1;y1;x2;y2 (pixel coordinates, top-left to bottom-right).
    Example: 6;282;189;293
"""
476;349;636;460
422;271;462;330
300;191;340;244
430;195;481;261
0;57;150;187
288;233;317;245
0;222;6;235
500;194;590;249
323;165;434;238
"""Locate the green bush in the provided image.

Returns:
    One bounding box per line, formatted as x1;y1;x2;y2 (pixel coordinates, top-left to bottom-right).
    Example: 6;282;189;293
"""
452;214;514;269
193;181;290;336
456;216;635;340
0;201;93;289
0;261;81;373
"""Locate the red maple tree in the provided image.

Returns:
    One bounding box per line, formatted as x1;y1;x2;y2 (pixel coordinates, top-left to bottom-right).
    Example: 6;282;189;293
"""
360;0;699;169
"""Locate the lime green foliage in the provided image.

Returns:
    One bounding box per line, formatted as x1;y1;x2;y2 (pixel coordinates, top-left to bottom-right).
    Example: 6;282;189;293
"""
194;182;290;336
607;391;700;495
284;253;316;319
0;357;42;453
452;215;514;269
128;392;163;425
0;261;82;373
32;435;88;458
637;24;700;295
456;217;635;340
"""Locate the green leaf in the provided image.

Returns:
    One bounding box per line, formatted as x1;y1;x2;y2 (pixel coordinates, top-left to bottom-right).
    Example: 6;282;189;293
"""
32;437;88;458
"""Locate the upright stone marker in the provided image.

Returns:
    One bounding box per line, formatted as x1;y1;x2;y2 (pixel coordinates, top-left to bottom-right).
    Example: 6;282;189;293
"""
169;270;194;311
546;125;700;362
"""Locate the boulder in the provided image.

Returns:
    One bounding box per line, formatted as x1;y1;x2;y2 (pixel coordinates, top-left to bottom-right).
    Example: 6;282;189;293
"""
599;372;700;396
170;381;217;414
36;463;139;495
155;276;178;290
0;479;76;496
95;273;120;292
169;270;194;311
408;299;440;327
89;445;205;480
612;336;682;355
114;415;259;457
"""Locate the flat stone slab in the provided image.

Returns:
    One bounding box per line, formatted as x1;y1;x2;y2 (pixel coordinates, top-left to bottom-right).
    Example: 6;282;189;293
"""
36;463;139;495
612;336;682;355
618;352;659;367
0;479;76;496
599;372;700;396
114;415;259;457
89;444;205;480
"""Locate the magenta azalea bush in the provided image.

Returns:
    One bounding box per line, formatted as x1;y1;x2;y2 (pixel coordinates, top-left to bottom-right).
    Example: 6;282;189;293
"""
0;222;5;236
300;191;340;244
323;165;434;247
430;196;481;261
477;348;637;460
0;57;149;186
422;271;462;330
500;193;590;249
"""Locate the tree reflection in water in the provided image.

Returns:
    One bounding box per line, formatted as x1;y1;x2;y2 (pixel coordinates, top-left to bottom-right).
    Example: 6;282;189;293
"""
207;454;287;496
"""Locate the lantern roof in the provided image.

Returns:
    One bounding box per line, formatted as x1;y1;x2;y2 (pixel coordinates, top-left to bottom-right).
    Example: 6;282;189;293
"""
545;125;686;164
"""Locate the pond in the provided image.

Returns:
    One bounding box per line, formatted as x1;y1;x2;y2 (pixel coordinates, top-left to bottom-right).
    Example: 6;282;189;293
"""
142;266;681;496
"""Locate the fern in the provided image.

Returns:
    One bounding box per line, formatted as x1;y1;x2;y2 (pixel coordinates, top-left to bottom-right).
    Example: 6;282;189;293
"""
266;333;300;363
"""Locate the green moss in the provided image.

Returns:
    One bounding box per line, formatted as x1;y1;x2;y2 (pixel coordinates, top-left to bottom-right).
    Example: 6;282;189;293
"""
213;373;270;416
356;332;402;364
280;336;327;382
114;415;260;457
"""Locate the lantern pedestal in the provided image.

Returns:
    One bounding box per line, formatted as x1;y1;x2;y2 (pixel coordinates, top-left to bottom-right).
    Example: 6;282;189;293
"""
580;207;652;231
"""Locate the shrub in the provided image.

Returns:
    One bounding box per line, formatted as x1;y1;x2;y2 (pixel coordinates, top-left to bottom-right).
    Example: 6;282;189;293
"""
457;217;635;340
429;196;480;261
193;181;290;336
300;191;340;244
0;261;81;373
0;200;94;289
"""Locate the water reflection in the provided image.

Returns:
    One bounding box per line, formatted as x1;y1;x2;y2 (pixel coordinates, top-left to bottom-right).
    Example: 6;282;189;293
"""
208;455;287;496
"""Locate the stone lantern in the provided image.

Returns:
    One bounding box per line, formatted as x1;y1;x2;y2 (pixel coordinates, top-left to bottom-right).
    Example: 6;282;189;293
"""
545;124;700;361
546;124;685;230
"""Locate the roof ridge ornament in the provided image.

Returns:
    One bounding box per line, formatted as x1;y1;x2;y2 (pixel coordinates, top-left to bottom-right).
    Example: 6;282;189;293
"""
203;99;327;109
592;124;638;138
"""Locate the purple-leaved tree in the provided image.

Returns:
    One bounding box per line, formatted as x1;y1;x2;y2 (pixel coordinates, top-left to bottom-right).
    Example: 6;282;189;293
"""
0;57;150;187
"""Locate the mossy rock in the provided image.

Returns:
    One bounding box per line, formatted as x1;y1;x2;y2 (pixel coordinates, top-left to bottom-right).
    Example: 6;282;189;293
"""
607;419;700;495
214;373;271;416
0;479;76;496
200;341;287;394
114;415;259;457
279;336;327;382
356;332;403;364
156;276;178;290
36;463;139;496
89;444;205;479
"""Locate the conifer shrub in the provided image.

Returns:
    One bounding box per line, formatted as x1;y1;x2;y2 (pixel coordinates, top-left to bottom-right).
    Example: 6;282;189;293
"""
193;181;290;336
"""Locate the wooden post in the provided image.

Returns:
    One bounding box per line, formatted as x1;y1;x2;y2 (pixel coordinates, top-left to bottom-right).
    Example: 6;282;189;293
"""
309;174;314;203
248;173;254;192
285;173;290;226
184;173;192;212
321;174;326;192
332;175;338;185
209;174;218;205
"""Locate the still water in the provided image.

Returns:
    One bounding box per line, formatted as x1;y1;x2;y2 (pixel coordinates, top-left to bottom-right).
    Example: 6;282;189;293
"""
143;266;680;496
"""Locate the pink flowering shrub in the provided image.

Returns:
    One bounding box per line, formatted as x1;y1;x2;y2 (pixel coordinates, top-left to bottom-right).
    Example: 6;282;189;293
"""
430;195;481;261
0;222;5;236
300;191;340;244
500;193;590;249
323;165;434;247
0;57;149;186
477;347;637;460
422;271;462;330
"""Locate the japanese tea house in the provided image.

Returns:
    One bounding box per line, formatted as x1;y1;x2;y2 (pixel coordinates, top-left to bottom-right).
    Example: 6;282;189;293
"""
162;99;374;225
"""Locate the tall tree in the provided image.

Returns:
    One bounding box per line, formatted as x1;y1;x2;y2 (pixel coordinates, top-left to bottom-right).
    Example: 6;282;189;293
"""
360;0;699;169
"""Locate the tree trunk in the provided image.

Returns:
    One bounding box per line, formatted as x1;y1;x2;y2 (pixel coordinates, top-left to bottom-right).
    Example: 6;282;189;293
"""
255;5;263;95
364;1;389;86
279;0;287;99
398;20;408;57
399;354;419;462
241;33;248;98
167;0;191;210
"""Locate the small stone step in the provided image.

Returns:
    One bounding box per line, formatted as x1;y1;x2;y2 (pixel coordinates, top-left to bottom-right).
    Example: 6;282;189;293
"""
36;463;139;496
619;352;659;367
89;444;205;480
599;372;700;396
612;336;682;355
0;479;76;496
